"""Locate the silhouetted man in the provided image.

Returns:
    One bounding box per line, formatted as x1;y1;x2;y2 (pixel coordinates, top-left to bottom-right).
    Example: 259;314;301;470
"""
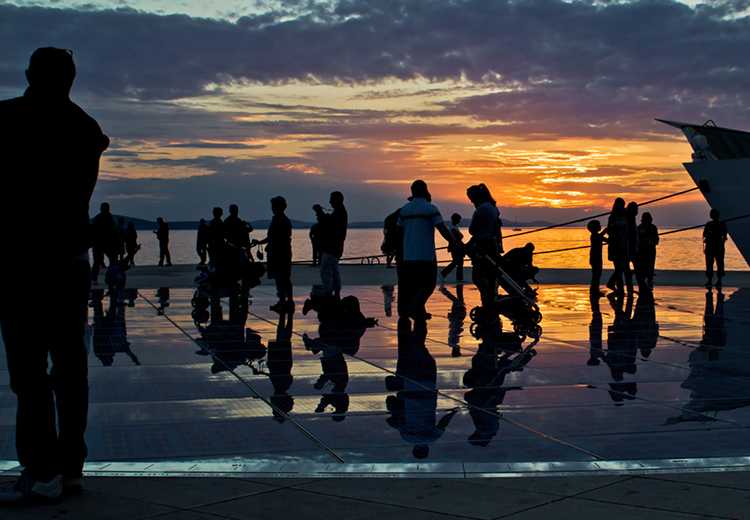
90;202;117;283
704;209;728;288
396;180;457;321
0;48;109;502
155;217;172;267
314;191;347;299
224;203;252;249
207;206;224;266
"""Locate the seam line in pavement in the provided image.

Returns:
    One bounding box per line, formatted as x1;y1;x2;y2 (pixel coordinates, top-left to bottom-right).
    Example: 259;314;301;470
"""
138;291;346;464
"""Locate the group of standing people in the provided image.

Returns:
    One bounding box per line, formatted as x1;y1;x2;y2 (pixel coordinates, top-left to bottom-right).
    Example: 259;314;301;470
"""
90;202;174;283
588;198;660;296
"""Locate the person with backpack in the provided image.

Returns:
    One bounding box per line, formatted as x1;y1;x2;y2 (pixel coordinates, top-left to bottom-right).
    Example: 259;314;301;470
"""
396;180;460;321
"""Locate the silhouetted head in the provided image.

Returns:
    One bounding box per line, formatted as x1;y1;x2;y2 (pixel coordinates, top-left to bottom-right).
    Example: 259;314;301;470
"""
587;219;601;233
26;47;76;100
467;184;495;207
451;213;461;225
710;208;720;220
626;201;639;217
212;207;223;219
330;191;344;208
478;183;496;205
100;202;110;214
410;180;431;201
525;242;535;252
199;218;206;225
612;197;626;213
156;217;164;224
229;204;239;216
642;212;653;224
412;445;430;459
271;196;287;214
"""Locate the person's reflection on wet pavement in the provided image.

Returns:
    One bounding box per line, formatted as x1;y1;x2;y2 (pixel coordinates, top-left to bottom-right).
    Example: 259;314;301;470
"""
385;318;459;459
440;285;466;357
192;286;266;374
666;288;734;425
604;292;638;404
381;284;394;317
702;289;726;350
267;312;295;422
632;291;658;359
303;294;377;422
156;287;170;315
587;291;603;366
463;317;536;447
90;288;140;366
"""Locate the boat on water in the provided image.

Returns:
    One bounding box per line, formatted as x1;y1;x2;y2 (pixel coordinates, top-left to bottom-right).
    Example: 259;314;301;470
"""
658;119;750;266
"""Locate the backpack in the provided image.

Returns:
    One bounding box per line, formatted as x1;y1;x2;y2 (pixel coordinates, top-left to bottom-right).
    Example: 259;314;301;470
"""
381;209;402;258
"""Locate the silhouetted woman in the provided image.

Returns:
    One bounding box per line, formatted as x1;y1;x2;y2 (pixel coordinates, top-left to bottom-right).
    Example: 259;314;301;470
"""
625;201;639;291
605;198;628;294
254;196;294;313
467;184;502;307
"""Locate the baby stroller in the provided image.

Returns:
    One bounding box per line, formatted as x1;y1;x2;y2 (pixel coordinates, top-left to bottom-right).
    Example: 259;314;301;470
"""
468;251;543;340
195;242;265;296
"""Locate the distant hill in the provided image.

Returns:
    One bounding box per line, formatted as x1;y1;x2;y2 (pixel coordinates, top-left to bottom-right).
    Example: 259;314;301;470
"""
113;215;554;230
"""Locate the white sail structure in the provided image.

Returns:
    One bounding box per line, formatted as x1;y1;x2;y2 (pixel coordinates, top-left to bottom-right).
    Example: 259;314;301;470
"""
658;119;750;267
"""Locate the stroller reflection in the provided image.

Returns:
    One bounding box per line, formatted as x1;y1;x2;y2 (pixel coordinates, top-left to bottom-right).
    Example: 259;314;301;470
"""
463;317;538;447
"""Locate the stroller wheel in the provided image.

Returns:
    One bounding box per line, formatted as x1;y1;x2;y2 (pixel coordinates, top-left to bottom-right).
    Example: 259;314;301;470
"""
470;306;482;322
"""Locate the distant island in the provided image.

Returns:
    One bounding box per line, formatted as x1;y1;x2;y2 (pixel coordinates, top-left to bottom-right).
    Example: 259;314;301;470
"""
112;215;555;230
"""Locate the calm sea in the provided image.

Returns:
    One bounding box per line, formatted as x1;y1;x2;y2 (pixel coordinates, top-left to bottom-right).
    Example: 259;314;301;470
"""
128;227;749;271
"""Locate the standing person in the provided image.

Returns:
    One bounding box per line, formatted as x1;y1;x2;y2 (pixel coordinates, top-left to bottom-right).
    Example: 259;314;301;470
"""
116;217;127;261
0;47;109;502
466;184;502;308
90;202;117;283
704;209;728;288
154;217;172;267
625;202;640;292
207;206;224;266
309;222;321;267
224;203;252;249
314;191;348;300
124;221;139;267
396;180;457;321
196;218;209;265
605;198;628;295
253;196;294;313
637;212;659;290
587;220;606;294
440;213;465;284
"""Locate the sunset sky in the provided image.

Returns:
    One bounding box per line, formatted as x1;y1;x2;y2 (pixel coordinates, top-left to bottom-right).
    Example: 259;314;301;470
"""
2;0;750;224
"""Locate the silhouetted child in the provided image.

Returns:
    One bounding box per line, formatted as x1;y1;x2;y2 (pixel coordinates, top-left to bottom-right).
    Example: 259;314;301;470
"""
637;212;659;290
588;220;606;293
440;213;465;283
703;209;728;288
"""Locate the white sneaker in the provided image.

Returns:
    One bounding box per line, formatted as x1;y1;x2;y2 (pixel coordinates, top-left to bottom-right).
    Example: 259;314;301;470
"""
0;472;62;503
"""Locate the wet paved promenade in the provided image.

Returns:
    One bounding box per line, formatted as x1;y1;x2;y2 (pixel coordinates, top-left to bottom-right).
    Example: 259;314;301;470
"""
2;283;749;470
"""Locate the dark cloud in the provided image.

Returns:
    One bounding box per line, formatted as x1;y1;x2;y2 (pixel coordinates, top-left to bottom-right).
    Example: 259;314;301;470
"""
162;141;266;149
